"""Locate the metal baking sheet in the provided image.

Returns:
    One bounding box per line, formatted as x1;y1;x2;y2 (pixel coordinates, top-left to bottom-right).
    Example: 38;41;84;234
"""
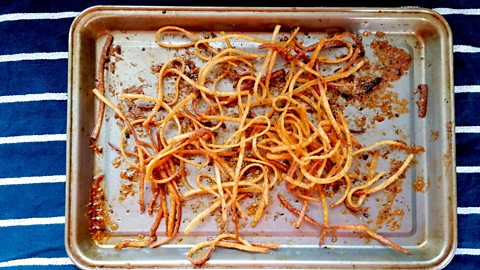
66;6;456;269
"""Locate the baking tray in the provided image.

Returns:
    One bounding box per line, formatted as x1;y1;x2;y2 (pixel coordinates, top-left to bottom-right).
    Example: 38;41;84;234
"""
66;6;456;269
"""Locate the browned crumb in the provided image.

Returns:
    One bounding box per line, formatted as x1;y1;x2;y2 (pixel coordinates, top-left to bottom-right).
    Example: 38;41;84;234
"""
414;41;422;50
376;178;404;230
109;62;116;74
89;142;103;154
112;156;122;168
119;183;135;201
371;40;412;82
123;85;144;94
388;220;401;231
375;32;386;38
108;84;116;96
185;59;200;80
413;176;426;192
332;40;412;128
151;64;163;74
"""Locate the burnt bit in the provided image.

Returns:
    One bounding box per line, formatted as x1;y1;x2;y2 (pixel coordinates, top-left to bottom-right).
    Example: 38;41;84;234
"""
109;62;116;74
360;77;382;93
350;128;366;134
416;84;428;118
110;45;122;55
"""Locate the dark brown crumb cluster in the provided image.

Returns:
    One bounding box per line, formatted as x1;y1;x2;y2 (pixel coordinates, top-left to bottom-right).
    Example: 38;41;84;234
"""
334;40;413;131
370;40;412;82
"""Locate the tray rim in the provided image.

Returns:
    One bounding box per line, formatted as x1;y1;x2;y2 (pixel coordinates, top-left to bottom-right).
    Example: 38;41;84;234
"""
65;5;456;269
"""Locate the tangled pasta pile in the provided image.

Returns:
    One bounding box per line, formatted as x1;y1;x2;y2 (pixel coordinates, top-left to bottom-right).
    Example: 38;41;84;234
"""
90;25;423;265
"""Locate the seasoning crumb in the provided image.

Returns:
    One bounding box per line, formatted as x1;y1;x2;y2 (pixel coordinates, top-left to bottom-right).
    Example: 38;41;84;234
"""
151;64;163;74
375;32;386;38
109;62;116;74
89;142;103;154
119;183;135;201
413;176;426;192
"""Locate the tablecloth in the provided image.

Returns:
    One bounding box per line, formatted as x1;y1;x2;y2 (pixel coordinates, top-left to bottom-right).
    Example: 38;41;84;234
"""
0;0;478;269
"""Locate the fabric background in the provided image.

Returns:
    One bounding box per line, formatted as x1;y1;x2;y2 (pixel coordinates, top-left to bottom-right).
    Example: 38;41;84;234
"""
0;0;478;269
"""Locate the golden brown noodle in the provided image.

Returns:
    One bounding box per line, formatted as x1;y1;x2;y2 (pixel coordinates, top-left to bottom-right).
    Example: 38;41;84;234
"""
91;25;422;265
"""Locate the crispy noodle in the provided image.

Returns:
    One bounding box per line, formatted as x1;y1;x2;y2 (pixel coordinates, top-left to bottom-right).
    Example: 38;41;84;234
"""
90;26;422;265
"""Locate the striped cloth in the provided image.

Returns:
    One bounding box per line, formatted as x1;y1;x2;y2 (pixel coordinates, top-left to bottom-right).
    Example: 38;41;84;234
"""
0;0;478;269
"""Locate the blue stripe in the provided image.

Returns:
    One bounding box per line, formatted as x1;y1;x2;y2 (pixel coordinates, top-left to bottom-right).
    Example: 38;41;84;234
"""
453;53;480;86
446;15;480;47
455;93;480;126
457;173;480;207
0;101;66;137
0;183;65;219
0;19;71;55
447;256;480;270
458;214;480;248
0;224;66;262
456;133;480;166
0;60;67;96
0;142;65;178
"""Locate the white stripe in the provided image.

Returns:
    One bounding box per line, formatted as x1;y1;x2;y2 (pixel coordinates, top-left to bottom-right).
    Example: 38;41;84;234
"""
0;216;65;227
0;11;79;23
0;257;73;267
453;45;480;53
433;8;480;16
0;52;67;63
456;248;480;256
455;85;480;93
0;93;67;104
0;134;66;145
456;126;480;134
457;166;480;173
0;175;65;185
457;207;480;215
